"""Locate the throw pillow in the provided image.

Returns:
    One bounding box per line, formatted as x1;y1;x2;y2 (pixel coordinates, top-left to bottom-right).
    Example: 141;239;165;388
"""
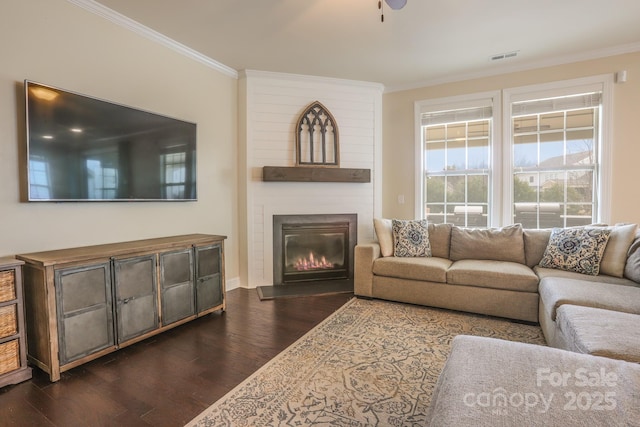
392;219;432;257
373;218;394;257
539;227;611;276
624;231;640;283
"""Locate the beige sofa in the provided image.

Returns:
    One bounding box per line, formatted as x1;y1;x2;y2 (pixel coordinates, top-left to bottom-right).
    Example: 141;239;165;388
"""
371;222;640;425
355;220;640;361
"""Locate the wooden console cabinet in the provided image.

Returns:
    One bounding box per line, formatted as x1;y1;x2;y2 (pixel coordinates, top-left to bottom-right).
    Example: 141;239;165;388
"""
17;234;226;382
0;258;32;388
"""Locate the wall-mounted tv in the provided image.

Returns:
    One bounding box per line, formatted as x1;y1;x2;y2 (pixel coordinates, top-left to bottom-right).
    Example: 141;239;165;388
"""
24;80;197;201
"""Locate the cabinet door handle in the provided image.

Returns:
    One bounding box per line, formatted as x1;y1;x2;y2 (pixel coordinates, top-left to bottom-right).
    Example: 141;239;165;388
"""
122;297;131;304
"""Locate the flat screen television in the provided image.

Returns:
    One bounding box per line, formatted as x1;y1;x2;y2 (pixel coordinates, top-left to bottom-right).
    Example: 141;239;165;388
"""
24;80;197;201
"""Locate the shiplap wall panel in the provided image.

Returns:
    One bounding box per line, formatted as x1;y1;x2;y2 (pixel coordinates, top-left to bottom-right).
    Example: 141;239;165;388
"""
242;71;382;287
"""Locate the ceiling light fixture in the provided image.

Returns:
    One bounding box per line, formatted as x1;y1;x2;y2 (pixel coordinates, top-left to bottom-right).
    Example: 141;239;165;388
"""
378;0;407;22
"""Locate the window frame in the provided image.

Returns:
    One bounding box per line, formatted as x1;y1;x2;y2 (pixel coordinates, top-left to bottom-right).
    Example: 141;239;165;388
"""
414;91;502;226
502;75;613;226
414;75;613;227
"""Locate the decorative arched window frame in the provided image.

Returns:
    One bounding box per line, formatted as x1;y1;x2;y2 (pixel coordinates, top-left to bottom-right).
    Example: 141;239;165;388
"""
295;101;340;167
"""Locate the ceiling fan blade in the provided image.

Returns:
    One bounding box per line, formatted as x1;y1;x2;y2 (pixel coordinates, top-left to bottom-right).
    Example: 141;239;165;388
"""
384;0;407;10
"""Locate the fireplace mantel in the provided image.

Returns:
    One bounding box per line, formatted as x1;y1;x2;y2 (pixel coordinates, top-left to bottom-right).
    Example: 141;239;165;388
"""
262;166;370;183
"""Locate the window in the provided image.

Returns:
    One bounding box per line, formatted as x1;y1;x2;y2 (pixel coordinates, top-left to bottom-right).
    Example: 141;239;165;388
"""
416;76;612;228
416;94;498;227
510;93;601;228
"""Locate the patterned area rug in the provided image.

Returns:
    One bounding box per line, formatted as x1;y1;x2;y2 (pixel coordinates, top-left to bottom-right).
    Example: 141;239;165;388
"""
186;298;545;426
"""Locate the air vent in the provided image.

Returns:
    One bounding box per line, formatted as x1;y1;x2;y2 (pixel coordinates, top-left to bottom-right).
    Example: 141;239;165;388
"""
490;51;519;61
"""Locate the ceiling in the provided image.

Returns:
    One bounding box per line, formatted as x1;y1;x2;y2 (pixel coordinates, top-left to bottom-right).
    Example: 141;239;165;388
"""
91;0;640;91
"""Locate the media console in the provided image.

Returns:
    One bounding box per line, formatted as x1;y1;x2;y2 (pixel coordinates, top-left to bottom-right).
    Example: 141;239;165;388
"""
17;234;226;382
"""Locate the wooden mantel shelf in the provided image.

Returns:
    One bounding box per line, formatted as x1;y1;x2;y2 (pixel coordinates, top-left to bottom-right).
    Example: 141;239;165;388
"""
263;166;371;183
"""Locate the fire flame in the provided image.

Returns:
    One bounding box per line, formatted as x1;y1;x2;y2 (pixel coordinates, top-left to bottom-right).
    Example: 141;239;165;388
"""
294;251;334;271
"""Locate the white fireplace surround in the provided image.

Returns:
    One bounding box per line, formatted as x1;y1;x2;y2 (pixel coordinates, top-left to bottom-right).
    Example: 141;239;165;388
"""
240;71;383;288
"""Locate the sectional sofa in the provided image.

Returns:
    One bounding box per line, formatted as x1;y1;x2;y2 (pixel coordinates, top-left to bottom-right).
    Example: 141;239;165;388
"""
355;220;640;358
355;219;640;424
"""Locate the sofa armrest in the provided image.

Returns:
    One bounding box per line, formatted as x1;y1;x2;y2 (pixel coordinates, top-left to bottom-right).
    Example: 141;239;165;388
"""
354;243;381;297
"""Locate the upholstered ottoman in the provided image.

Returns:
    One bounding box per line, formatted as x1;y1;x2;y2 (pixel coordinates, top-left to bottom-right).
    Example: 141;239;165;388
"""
427;335;640;426
557;304;640;363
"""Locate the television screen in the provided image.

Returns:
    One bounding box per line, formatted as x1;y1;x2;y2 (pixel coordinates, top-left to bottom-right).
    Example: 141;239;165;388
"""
25;80;197;201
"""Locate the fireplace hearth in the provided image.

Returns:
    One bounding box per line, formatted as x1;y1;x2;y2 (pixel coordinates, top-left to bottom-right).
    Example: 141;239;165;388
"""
257;213;356;300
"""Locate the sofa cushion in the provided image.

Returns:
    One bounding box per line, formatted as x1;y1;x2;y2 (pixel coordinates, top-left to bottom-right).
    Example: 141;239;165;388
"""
523;228;551;267
556;304;640;363
373;218;394;257
539;227;610;275
374;218;452;259
624;230;640;283
372;256;451;283
447;259;539;292
449;224;525;264
427;335;640;427
392;219;431;257
535;266;638;286
427;223;452;259
598;223;638;277
539;277;640;321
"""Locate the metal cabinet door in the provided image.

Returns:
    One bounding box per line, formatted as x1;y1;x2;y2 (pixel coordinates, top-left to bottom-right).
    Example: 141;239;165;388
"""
195;244;223;314
55;263;114;365
113;255;159;343
159;249;195;325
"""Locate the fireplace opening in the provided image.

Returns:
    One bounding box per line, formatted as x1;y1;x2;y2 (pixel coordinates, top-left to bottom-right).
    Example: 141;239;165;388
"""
283;225;348;283
273;214;357;286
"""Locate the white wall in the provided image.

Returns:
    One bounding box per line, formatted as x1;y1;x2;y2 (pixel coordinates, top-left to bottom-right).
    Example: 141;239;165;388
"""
0;0;239;286
239;71;383;288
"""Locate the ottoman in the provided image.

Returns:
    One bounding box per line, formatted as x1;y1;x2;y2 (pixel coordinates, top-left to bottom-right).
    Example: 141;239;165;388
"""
557;304;640;363
427;335;640;426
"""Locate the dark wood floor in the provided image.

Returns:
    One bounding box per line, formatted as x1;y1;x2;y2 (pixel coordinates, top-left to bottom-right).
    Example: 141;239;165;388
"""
0;288;353;427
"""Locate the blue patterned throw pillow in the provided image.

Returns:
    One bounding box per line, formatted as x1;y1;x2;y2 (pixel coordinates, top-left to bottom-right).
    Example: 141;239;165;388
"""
539;227;611;275
392;219;432;257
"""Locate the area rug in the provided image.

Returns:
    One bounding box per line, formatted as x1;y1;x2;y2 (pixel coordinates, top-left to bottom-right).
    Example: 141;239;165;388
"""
186;298;545;426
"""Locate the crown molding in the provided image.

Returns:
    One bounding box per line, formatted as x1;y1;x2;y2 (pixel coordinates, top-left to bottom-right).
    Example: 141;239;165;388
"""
385;41;640;93
67;0;238;79
240;70;384;92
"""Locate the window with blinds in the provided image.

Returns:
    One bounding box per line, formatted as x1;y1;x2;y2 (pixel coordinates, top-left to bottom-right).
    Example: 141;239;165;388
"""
421;103;493;227
511;92;601;228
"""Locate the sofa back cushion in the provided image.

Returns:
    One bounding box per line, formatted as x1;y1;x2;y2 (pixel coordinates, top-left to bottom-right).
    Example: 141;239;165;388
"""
449;224;526;264
625;230;640;283
428;223;452;259
523;228;552;267
599;223;638;277
373;218;394;257
374;219;452;259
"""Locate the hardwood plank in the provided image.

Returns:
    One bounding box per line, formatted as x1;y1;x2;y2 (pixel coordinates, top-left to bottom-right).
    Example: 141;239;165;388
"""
0;288;352;426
